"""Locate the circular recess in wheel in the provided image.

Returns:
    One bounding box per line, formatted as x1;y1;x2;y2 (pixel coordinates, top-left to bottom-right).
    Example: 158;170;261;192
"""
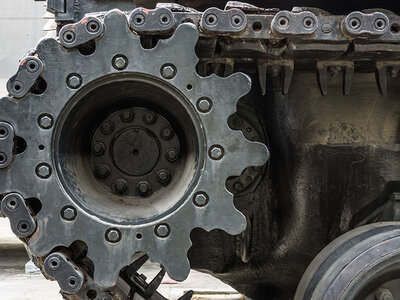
0;9;269;292
295;222;400;300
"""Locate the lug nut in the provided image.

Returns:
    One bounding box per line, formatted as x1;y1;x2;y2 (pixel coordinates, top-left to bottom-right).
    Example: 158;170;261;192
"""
160;126;173;140
106;228;121;243
196;97;213;113
209;145;224;160
113;179;127;194
137;181;151;197
67;74;82;89
38;114;54;129
193;192;209;207
113;55;128;70
120;109;133;122
143;111;157;124
36;163;52;179
92;142;105;156
161;64;176;79
155;224;170;238
96;164;110;179
61;206;77;221
100;120;114;134
157;169;170;184
166;148;179;162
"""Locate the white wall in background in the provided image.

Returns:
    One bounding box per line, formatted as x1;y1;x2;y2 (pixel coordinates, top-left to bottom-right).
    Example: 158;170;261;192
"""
0;1;47;79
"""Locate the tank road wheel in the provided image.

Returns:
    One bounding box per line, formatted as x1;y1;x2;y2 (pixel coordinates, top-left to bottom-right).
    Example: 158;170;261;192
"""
295;222;400;300
0;10;269;299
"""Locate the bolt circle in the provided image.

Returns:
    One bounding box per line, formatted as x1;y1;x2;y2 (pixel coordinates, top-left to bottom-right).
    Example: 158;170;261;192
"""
155;224;170;238
38;114;54;130
160;64;176;79
209;145;224;160
0;152;7;164
100;120;114;134
36;163;52;179
193;192;209;207
112;55;128;71
106;228;121;243
113;179;128;194
67;74;82;89
143;111;157;124
160;126;174;140
137;181;151;197
96;164;111;179
17;221;30;233
48;257;62;271
196;97;213;113
166;148;179;162
120;109;134;122
156;169;170;184
92;142;105;156
61;206;77;221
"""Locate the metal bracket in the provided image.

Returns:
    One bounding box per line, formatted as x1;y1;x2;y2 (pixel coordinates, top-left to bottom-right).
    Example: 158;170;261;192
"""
0;122;15;169
272;11;318;36
129;8;176;35
6;55;43;99
376;61;400;95
317;61;354;96
59;16;104;48
342;11;389;37
257;59;294;95
0;193;36;238
201;8;247;35
44;252;85;294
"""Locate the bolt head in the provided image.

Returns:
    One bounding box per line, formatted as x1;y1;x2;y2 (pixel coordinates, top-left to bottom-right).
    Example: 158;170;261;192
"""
321;22;333;33
193;192;208;207
36;163;51;179
100;120;114;134
143;111;156;124
96;165;110;179
197;98;212;113
155;224;170;238
38;114;53;129
161;64;176;79
106;228;121;243
113;179;127;194
120;109;133;122
166;148;179;162
161;126;173;140
67;75;82;89
92;142;105;156
137;181;151;197
157;169;170;184
209;145;224;160
62;207;76;221
113;56;128;70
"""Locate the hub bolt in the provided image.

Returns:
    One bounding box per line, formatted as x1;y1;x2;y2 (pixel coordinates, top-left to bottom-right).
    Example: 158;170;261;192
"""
161;64;176;79
155;224;170;238
100;120;114;135
157;169;170;184
137;181;151;197
106;228;121;243
166;148;179;162
113;179;127;194
96;164;110;179
36;163;52;179
61;206;77;221
193;192;209;207
113;55;128;70
92;142;105;156
196;97;213;113
120;109;134;122
161;126;173;140
143;111;157;124
38;114;54;129
67;74;82;89
209;145;224;160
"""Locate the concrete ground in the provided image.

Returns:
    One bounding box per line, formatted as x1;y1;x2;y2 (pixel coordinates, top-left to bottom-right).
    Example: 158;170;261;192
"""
0;219;243;300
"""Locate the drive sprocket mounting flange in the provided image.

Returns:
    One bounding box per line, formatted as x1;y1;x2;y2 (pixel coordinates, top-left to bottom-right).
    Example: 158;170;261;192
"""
0;9;269;295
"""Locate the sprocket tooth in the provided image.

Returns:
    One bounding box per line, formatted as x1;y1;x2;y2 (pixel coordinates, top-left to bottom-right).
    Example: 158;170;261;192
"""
158;23;199;54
